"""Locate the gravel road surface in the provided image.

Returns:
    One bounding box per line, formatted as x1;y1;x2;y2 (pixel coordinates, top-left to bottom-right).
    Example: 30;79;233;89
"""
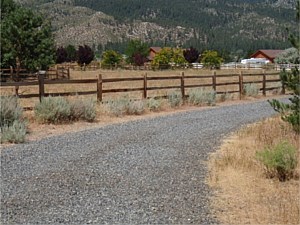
1;100;279;224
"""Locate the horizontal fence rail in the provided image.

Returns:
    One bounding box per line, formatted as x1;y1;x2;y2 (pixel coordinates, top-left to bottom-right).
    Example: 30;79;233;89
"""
0;71;283;102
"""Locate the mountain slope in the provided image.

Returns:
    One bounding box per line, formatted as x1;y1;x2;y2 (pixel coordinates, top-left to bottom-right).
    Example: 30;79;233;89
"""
17;0;297;55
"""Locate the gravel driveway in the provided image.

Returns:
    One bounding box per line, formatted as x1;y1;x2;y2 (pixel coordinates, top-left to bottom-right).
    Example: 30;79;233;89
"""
1;100;279;224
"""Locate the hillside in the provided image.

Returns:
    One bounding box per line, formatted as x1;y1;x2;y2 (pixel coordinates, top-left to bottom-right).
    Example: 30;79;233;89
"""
17;0;297;57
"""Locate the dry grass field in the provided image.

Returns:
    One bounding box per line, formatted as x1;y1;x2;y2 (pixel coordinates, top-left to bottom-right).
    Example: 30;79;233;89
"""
208;117;300;224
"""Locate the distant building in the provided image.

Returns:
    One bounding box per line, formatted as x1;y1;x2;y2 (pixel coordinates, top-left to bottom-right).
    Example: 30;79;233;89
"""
241;58;270;64
148;47;162;61
250;49;284;63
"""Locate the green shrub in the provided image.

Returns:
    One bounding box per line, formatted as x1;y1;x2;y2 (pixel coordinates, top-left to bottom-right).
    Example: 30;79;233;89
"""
0;120;27;143
167;91;182;108
147;98;163;111
0;95;23;127
70;98;96;122
256;141;298;181
243;83;259;97
34;96;71;123
127;100;145;115
188;88;216;106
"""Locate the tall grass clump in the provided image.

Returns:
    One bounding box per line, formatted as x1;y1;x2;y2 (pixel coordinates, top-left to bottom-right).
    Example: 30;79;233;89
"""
70;98;96;122
256;141;298;181
34;96;71;123
167;91;182;108
188;88;216;106
147;98;163;112
243;83;259;97
0;95;27;143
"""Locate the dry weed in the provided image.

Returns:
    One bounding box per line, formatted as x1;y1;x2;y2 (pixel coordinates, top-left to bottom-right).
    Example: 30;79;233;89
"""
208;116;300;224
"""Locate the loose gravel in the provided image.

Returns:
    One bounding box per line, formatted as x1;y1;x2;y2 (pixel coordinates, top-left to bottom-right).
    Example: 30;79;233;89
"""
1;100;281;224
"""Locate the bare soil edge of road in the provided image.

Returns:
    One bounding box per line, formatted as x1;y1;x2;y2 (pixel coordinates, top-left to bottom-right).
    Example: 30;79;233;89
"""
0;95;288;149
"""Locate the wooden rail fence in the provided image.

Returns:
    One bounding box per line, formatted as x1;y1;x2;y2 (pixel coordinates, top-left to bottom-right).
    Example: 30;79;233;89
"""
0;67;70;81
0;71;283;102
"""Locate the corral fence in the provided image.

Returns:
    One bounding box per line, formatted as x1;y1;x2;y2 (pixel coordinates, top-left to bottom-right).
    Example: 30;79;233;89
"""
58;62;300;71
0;67;70;82
0;71;284;103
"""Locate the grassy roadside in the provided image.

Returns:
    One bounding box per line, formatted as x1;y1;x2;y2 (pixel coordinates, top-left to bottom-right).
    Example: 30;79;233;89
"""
208;117;299;224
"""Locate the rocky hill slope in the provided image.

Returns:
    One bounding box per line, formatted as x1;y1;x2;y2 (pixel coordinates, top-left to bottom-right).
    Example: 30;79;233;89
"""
17;0;297;53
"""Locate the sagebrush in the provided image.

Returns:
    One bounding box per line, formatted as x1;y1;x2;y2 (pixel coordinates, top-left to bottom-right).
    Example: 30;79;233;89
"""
34;96;96;123
0;120;27;143
167;91;182;108
243;83;259;97
0;96;27;143
188;88;216;106
147;98;163;111
256;141;298;181
0;95;23;127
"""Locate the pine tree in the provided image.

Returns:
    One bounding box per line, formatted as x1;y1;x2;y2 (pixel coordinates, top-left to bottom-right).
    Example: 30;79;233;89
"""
269;0;300;133
1;0;55;72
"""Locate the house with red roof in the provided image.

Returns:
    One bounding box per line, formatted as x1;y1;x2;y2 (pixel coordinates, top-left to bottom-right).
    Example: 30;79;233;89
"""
148;47;162;61
250;49;284;63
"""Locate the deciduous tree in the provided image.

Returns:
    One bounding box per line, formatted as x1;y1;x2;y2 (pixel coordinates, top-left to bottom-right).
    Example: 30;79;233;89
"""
125;40;149;65
152;48;187;69
77;45;94;67
200;50;223;69
56;46;67;64
183;47;200;63
101;50;122;66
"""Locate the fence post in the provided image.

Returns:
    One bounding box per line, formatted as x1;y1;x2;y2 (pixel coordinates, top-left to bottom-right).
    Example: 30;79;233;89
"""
97;74;103;102
143;73;147;99
262;70;266;96
239;71;243;100
56;68;59;79
212;71;217;92
67;68;70;79
38;71;45;102
10;66;13;80
181;72;185;99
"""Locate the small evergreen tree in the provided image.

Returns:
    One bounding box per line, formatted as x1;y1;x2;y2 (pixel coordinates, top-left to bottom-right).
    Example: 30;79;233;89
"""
1;0;55;71
269;0;300;133
125;40;149;65
65;44;77;62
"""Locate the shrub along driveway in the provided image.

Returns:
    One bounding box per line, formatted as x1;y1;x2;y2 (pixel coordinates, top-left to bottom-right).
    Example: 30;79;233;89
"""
1;100;279;224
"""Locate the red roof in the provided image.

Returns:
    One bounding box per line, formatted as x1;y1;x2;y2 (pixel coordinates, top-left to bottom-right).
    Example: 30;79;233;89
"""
251;49;284;60
150;47;162;53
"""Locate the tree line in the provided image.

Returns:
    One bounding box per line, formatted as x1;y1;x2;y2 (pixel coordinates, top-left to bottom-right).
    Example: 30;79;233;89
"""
1;0;297;73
